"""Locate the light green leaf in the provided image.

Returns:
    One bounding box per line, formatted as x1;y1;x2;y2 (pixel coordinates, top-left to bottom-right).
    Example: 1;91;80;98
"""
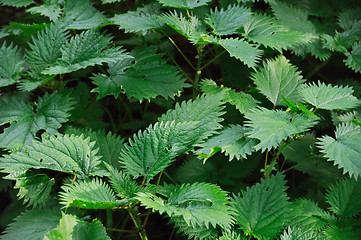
102;0;124;3
0;42;24;87
338;8;361;31
245;107;318;152
60;178;120;209
299;81;360;110
27;0;62;21
0;0;33;7
318;123;361;178
0;92;74;151
326;177;361;217
281;227;319;240
345;42;361;74
157;0;211;9
231;173;290;239
170;216;219;240
205;5;251;36
137;182;234;229
251;55;305;106
1;208;61;240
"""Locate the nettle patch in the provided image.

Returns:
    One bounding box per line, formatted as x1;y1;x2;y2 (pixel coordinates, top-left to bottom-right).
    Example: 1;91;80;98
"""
0;0;360;239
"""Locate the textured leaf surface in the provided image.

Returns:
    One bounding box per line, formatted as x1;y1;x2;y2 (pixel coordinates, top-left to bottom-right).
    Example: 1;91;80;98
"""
231;173;290;239
0;208;61;240
0;93;74;150
323;225;361;240
281;227;319;240
318;123;361;178
27;0;62;21
251;55;305;106
345;42;361;73
0;42;24;87
299;81;360;110
196;125;257;161
326;177;361;217
158;0;211;9
60;178;120;209
0;134;102;179
0;0;33;7
137;182;234;229
170;216;218;240
245;108;318;152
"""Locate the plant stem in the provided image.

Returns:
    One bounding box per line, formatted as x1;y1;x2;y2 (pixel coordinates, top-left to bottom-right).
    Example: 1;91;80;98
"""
193;47;203;98
200;50;226;71
106;209;113;229
128;209;148;240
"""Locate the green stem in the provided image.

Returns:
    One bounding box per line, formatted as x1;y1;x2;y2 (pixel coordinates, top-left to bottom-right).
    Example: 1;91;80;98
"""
128;209;148;240
200;50;226;71
305;60;329;79
106;209;113;229
193;47;203;98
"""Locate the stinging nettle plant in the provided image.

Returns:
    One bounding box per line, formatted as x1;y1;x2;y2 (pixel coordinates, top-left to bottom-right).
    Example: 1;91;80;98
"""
0;0;361;239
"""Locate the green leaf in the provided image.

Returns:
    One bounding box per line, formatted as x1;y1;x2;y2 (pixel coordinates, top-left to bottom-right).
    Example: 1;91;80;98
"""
110;3;164;34
318;123;361;178
218;230;246;240
27;0;62;21
323;225;361;240
214;38;263;68
299;81;360;110
1;208;61;240
0;134;102;179
60;178;120;209
43;29;129;75
251;55;306;106
345;42;361;74
243;13;316;51
0;0;33;7
44;213;111;240
281;227;319;240
137;182;234;229
0;42;25;87
0;92;74;151
14;172;54;208
170;216;219;240
157;0;211;9
231;173;290;239
196;125;258;162
326;177;361;217
102;0;124;3
338;8;361;31
205;5;251;36
245;107;318;152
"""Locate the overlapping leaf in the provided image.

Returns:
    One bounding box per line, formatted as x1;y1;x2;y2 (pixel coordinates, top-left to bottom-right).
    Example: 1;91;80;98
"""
170;216;218;240
0;0;33;7
27;0;62;21
158;0;211;9
0;42;24;87
344;42;361;74
281;227;319;240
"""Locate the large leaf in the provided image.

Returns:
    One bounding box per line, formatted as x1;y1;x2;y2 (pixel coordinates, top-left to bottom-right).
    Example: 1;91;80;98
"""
1;208;61;240
137;182;234;229
323;225;361;240
0;92;74;151
60;178;120;209
251;55;306;106
0;42;24;87
326;177;361;217
245;107;318;152
0;134;102;179
231;173;290;239
299;81;360;110
317;123;361;178
157;0;211;9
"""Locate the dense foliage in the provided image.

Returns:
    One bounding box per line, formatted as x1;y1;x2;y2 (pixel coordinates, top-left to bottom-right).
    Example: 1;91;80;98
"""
0;0;361;239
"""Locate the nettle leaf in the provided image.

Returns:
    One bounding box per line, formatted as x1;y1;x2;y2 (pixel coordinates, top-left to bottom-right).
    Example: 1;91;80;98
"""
338;8;361;31
92;46;188;101
0;0;33;7
0;134;102;179
60;178;120;209
299;81;360;110
0;92;74;151
214;38;263;68
43;29;129;75
137;182;234;229
196;125;258;162
245;107;318;152
110;3;164;34
170;216;219;240
0;42;25;87
44;213;110;240
102;0;124;3
205;5;251;36
318;123;361;178
281;227;319;240
14;172;55;208
251;55;306;106
27;0;62;21
344;42;361;74
323;225;361;240
158;0;211;9
1;208;61;240
243;13;316;51
326;177;361;217
62;0;106;30
218;230;245;240
231;173;290;239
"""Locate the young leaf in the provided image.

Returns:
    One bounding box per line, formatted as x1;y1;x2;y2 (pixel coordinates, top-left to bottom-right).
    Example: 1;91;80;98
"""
27;0;62;21
0;42;24;87
281;227;319;240
0;93;74;151
0;0;33;7
326;177;361;217
157;0;211;9
299;81;360;110
196;124;258;162
1;208;61;240
44;213;111;240
344;42;361;74
60;178;120;209
251;55;306;106
205;5;251;36
318;123;361;178
245;107;318;152
137;182;234;229
231;173;290;239
169;216;219;240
